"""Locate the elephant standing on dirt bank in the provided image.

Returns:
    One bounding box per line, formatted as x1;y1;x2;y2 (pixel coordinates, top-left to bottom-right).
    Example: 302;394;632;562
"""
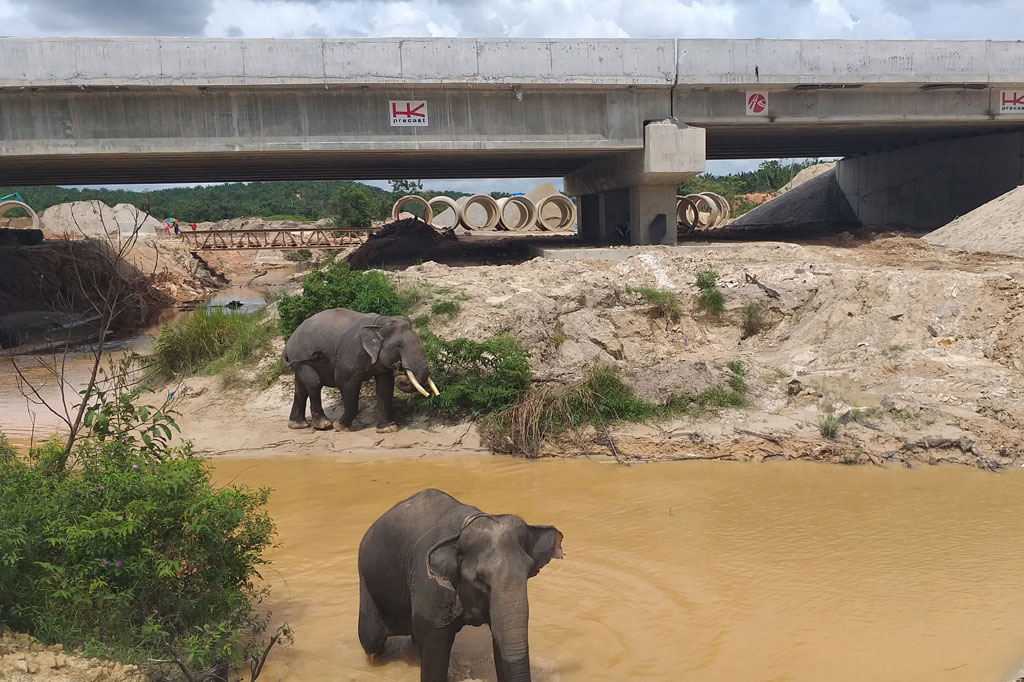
358;489;564;682
281;308;438;432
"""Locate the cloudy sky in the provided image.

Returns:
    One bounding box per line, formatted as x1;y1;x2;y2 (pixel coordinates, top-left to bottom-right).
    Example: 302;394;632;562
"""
3;0;1020;192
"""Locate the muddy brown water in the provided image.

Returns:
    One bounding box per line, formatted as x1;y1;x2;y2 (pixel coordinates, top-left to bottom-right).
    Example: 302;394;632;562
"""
212;455;1024;682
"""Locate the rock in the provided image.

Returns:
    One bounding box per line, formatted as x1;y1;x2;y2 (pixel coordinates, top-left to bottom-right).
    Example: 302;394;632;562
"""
13;658;28;673
787;378;804;396
36;651;56;670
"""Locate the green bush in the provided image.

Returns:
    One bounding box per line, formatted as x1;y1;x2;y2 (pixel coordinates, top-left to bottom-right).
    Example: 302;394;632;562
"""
419;334;532;417
430;300;460;318
0;434;275;673
819;414;839;439
694;268;725;317
277;260;406;339
332;184;377;228
284;249;312;262
147;308;275;382
627;287;682;322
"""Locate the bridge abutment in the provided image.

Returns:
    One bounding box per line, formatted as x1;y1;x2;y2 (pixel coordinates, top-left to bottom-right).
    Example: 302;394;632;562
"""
565;121;705;245
837;131;1024;230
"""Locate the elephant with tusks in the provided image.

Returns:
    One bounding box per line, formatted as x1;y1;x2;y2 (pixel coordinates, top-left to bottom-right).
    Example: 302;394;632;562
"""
281;308;439;432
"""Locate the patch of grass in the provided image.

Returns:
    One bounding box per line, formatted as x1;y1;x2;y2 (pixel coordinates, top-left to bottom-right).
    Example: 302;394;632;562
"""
741;299;769;338
693;267;725;318
262;214;312;222
819;414;840;439
412;313;431;329
277;260;407;339
627;286;682;322
430;300;461;318
694;267;719;291
552;332;566;348
146;308;275;383
284;249;313;262
253;359;286;390
883;344;909;358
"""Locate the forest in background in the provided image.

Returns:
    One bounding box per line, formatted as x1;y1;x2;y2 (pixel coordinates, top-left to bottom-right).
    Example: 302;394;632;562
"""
1;159;824;224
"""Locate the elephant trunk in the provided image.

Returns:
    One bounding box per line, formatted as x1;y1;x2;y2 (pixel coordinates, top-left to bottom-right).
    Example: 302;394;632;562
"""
400;349;438;397
490;582;532;682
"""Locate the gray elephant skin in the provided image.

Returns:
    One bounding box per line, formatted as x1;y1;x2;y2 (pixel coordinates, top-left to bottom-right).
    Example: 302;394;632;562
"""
281;308;438;431
358;489;564;682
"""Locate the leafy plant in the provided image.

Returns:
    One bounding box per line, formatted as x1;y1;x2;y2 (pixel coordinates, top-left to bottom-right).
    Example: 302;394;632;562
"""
694;268;725;317
819;414;839;439
694;267;719;291
419;334;532;417
332;184;378;228
284;249;312;262
277;260;406;339
627;286;682;322
253;359;286;391
430;300;460;318
552;332;566;348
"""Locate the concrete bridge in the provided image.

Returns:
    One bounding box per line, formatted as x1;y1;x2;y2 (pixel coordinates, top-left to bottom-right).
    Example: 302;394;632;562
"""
2;37;1024;244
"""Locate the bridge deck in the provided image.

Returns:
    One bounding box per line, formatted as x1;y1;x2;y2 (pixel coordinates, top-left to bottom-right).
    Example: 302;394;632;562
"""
180;228;371;251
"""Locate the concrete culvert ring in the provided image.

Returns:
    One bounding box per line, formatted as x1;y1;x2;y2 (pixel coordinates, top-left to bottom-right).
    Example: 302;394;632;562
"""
459;194;501;231
684;193;719;230
391;195;433;224
426;196;460;230
0;200;40;230
497;196;538;231
676;196;699;235
701;192;730;224
535;194;576;231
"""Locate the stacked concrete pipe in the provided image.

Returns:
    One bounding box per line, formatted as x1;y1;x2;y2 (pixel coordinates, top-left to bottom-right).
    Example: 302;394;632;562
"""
496;196;538;231
390;195;433;224
677;192;730;234
457;194;502;231
534;194;576;231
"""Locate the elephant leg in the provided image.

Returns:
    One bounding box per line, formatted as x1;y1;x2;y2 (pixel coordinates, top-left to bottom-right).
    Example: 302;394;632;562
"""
335;379;361;430
358;576;388;656
414;624;455;682
287;375;309;429
375;373;398;432
308;386;332;430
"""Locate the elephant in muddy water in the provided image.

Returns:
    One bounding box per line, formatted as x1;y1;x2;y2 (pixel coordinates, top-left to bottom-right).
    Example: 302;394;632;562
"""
358;488;563;682
281;308;438;432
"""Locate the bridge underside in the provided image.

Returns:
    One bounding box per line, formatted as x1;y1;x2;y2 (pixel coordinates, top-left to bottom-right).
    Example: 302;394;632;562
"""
4;123;1022;186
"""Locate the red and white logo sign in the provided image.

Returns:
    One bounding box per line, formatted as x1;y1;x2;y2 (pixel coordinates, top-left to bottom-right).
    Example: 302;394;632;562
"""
745;91;768;116
390;100;428;127
999;91;1024;114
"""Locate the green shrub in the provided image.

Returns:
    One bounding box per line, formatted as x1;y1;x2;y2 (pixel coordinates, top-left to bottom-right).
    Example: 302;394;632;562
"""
627;287;682;322
332;184;377;228
694;267;720;291
819;414;839;439
419;334;532;417
253;359;286;390
284;249;312;262
147;308;274;382
0;431;276;673
430;300;460;318
552;332;566;348
741;300;769;338
277;260;406;339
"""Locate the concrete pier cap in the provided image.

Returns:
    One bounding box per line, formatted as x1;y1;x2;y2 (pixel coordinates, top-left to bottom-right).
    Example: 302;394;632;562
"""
564;119;706;245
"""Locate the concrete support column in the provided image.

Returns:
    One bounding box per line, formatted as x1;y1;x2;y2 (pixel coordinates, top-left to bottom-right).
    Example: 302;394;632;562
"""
565;120;705;245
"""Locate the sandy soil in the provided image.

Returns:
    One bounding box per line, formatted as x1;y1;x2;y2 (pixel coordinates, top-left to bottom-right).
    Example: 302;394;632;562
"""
925;184;1024;257
0;628;142;682
168;233;1023;470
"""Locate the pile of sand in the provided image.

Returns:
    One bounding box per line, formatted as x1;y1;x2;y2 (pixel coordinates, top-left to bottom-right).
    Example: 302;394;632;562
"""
924;184;1024;257
777;162;837;195
39;201;162;238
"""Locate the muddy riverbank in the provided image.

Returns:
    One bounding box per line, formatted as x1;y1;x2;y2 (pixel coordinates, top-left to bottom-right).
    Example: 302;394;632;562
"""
212;454;1024;682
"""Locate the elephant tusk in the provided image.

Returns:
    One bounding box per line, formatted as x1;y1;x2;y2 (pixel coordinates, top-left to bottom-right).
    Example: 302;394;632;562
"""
428;378;440;396
406;370;431;398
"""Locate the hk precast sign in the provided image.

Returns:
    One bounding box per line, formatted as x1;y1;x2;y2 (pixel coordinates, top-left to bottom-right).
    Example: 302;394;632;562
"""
745;91;768;116
390;100;428;126
1000;91;1024;114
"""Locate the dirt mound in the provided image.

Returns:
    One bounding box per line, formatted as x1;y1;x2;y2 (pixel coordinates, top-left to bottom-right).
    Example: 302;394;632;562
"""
347;218;453;270
924;184;1024;256
778;162;837;194
39;202;162;238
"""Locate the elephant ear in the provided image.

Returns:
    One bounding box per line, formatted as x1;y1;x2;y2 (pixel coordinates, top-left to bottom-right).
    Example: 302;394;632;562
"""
525;524;564;577
359;326;383;364
426;535;461;592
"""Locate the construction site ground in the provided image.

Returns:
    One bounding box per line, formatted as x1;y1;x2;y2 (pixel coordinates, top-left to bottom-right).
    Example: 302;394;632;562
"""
173;230;1024;470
